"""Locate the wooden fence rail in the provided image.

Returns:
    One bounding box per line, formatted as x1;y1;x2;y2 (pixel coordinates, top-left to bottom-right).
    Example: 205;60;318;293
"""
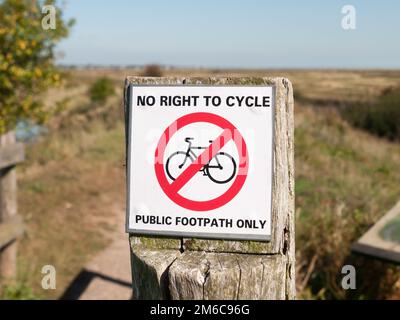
0;131;25;283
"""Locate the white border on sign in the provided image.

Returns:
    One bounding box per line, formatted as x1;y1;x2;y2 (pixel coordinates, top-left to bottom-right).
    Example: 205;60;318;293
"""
125;84;276;241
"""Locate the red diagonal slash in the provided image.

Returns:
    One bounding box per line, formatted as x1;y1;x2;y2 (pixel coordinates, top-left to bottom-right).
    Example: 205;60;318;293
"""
169;128;233;193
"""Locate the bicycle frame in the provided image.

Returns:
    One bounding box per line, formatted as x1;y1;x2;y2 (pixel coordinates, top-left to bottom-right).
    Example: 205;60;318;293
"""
182;140;222;170
166;138;237;184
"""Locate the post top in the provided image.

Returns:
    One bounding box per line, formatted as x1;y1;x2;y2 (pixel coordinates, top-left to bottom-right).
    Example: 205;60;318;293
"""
125;76;292;88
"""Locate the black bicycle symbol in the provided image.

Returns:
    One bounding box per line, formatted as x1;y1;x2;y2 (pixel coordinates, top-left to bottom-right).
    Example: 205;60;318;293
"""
165;137;237;184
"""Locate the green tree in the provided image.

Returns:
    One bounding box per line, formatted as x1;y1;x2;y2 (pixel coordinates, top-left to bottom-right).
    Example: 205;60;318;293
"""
0;0;74;134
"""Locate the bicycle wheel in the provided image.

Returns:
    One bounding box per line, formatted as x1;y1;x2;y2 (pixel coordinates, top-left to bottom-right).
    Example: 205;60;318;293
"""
165;151;194;181
206;152;237;184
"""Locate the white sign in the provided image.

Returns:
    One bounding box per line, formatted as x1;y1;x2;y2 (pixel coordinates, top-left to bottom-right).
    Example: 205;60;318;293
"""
126;85;274;241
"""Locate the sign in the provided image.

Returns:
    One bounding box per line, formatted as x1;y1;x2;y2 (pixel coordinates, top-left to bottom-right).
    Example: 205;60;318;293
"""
126;85;275;240
154;112;248;212
352;200;400;263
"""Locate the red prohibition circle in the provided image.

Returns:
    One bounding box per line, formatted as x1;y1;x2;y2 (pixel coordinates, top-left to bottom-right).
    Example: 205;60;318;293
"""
154;112;249;211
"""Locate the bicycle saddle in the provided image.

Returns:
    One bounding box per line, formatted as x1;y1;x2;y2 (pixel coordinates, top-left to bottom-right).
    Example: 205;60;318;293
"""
185;137;194;142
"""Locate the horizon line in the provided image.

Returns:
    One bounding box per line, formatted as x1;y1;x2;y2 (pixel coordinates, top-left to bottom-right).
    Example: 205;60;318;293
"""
56;64;400;71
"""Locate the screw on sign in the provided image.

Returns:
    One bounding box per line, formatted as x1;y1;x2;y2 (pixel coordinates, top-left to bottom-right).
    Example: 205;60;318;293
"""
154;112;249;211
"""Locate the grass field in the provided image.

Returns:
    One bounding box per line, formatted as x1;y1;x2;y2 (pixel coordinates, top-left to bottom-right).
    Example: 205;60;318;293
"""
4;68;400;299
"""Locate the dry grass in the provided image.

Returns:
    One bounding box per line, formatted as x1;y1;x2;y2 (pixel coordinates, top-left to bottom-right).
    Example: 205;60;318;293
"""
295;103;400;299
65;67;400;103
0;71;126;298
7;68;400;299
15;98;126;299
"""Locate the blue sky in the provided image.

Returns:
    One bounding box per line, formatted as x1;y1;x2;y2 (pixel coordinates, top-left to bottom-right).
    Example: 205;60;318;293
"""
57;1;400;68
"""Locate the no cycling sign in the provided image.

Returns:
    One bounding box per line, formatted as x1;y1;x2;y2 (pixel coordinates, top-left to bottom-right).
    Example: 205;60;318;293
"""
126;85;274;241
155;112;248;212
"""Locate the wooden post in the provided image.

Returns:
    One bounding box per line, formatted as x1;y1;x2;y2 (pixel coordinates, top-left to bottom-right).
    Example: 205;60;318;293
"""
125;77;295;300
0;131;24;283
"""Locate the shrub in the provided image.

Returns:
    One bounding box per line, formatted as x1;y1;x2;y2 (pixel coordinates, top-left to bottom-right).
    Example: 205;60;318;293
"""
342;88;400;140
0;282;39;300
142;64;163;77
88;77;115;104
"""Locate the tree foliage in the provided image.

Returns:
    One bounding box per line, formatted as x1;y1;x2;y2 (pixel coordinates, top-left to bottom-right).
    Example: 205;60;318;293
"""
0;0;74;134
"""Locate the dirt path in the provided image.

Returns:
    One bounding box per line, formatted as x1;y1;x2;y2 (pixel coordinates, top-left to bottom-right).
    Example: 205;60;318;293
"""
61;203;132;300
17;121;129;299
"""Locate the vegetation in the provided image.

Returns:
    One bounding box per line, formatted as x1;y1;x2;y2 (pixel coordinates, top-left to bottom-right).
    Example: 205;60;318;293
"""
15;82;124;299
88;77;115;104
6;67;400;299
0;0;74;134
295;106;400;299
142;64;163;77
1;0;399;301
342;88;400;141
0;282;39;300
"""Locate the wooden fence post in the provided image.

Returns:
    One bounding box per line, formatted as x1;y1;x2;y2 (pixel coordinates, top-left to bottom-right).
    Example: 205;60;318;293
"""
125;77;295;300
0;131;25;284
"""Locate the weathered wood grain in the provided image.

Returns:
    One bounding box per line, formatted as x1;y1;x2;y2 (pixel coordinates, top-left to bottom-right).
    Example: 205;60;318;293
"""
129;235;181;250
130;236;181;299
0;216;24;250
0;143;25;170
168;251;210;300
168;251;288;300
0;131;20;281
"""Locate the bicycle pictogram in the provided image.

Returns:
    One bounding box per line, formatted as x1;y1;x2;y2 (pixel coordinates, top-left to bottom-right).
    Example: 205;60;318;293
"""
165;137;237;184
154;112;248;211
